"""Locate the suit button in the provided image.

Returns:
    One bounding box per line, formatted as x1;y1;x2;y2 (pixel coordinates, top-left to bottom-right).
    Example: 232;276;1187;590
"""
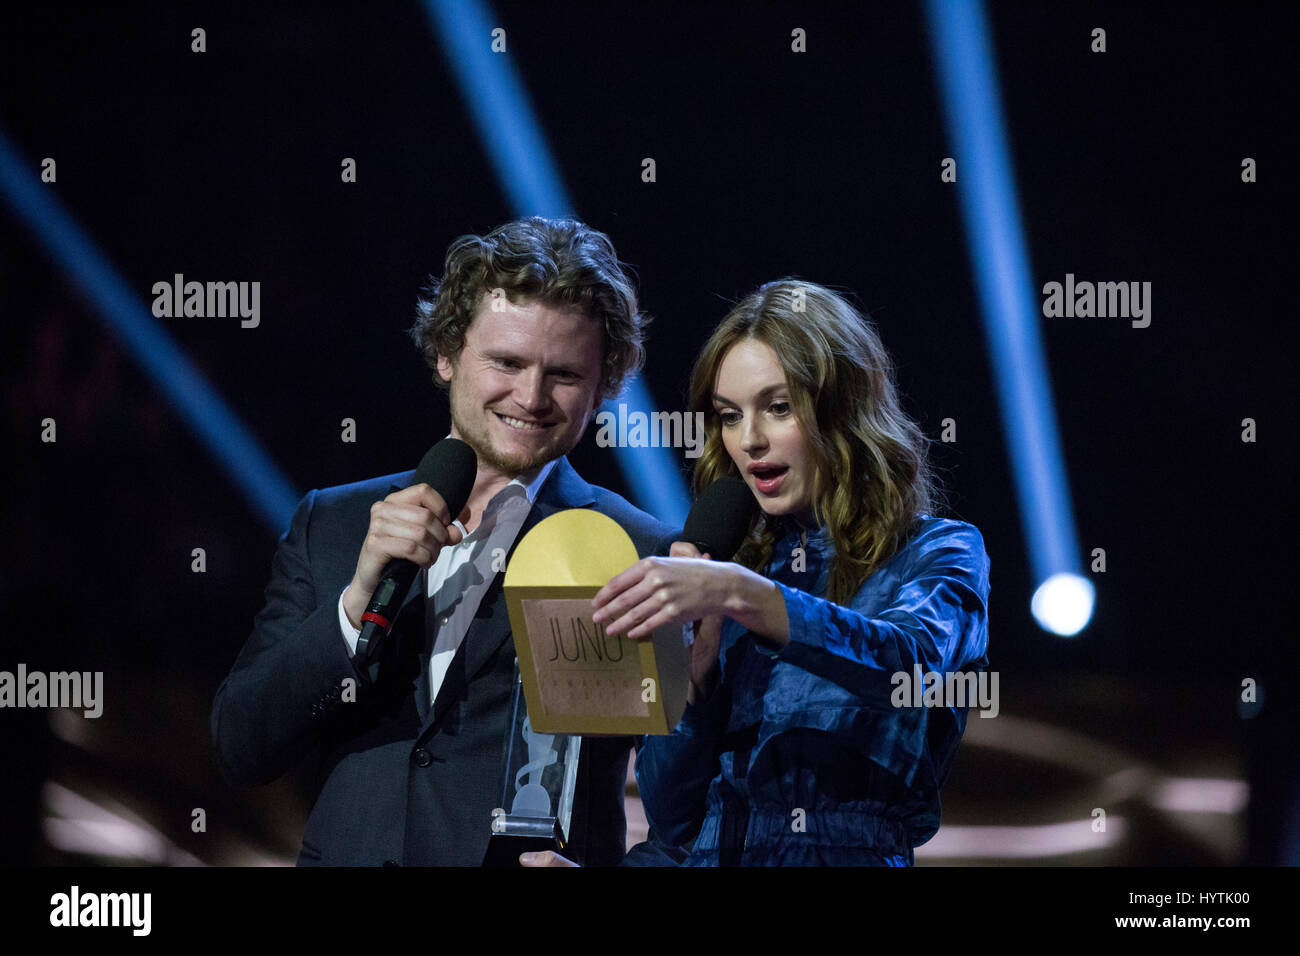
383;860;399;867
411;748;433;768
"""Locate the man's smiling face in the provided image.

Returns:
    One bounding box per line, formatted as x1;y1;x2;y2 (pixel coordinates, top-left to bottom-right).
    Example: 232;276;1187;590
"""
437;294;605;481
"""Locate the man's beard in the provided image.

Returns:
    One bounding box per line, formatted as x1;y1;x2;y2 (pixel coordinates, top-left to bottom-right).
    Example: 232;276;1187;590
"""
462;420;552;476
448;387;583;478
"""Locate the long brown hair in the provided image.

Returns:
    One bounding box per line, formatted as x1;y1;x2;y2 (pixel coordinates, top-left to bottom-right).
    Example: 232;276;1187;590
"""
689;280;942;603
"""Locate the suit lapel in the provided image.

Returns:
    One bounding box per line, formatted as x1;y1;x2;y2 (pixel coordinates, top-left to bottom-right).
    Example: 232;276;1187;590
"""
420;457;596;734
409;567;433;723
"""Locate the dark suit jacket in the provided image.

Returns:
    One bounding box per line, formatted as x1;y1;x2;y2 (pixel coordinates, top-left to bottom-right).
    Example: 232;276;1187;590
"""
211;455;674;866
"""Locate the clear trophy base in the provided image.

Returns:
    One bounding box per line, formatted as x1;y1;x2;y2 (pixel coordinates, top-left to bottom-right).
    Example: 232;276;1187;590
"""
482;813;562;867
483;660;580;867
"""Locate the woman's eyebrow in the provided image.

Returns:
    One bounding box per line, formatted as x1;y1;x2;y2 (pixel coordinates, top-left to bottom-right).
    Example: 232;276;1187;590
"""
713;384;787;406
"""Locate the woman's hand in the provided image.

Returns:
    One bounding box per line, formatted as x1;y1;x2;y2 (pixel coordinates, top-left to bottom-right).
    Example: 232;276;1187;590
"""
519;850;579;867
593;541;728;700
670;543;725;700
592;544;736;639
593;543;792;646
687;613;724;703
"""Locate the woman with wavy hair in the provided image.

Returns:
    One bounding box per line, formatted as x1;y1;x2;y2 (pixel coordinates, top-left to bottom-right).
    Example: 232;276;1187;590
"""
592;279;991;866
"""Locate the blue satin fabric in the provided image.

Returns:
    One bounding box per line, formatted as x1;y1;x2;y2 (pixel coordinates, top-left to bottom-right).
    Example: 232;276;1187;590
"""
635;515;991;866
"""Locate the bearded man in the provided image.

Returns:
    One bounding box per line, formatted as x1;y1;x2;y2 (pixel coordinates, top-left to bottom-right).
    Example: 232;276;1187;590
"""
211;218;672;866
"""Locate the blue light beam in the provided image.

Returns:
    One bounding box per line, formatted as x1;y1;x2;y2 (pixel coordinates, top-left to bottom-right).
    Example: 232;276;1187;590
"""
925;0;1093;634
0;128;299;532
423;0;690;526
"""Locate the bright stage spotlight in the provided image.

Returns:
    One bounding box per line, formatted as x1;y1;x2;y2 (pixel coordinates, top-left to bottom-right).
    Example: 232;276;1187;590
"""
1030;572;1096;637
926;0;1093;635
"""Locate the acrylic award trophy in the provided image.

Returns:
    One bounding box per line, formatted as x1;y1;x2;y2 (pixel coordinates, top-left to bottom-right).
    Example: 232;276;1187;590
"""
483;658;580;867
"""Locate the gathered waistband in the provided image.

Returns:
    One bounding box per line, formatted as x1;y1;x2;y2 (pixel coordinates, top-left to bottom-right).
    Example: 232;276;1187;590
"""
694;806;913;858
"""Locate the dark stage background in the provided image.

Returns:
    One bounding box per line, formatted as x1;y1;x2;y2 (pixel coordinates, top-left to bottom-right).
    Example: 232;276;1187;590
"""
1;1;1295;869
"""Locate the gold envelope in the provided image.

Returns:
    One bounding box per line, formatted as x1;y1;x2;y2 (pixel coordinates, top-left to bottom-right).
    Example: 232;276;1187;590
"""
504;510;688;735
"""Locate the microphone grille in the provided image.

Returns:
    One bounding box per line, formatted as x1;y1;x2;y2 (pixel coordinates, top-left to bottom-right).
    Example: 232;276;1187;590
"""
413;438;478;518
682;476;759;561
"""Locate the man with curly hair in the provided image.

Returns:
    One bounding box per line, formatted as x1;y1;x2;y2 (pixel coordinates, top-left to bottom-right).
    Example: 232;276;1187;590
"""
211;218;673;866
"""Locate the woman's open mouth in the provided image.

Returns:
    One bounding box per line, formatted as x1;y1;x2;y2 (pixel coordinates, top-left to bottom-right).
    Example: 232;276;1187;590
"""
749;464;788;495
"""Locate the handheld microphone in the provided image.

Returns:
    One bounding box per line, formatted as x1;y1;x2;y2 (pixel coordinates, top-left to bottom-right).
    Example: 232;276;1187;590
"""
354;438;477;668
680;475;759;561
678;476;757;692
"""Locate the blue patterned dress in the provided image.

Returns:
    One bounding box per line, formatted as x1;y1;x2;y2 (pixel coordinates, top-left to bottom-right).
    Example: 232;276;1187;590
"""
635;515;991;865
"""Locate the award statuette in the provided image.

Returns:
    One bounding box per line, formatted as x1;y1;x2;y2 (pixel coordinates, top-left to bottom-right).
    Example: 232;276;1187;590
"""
482;659;580;867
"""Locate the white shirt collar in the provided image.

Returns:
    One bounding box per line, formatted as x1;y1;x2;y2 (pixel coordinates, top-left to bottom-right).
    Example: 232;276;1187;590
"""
506;456;559;507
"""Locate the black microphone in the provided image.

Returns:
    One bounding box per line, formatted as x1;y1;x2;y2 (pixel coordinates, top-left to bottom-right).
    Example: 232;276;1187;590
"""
681;475;759;561
354;438;477;668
